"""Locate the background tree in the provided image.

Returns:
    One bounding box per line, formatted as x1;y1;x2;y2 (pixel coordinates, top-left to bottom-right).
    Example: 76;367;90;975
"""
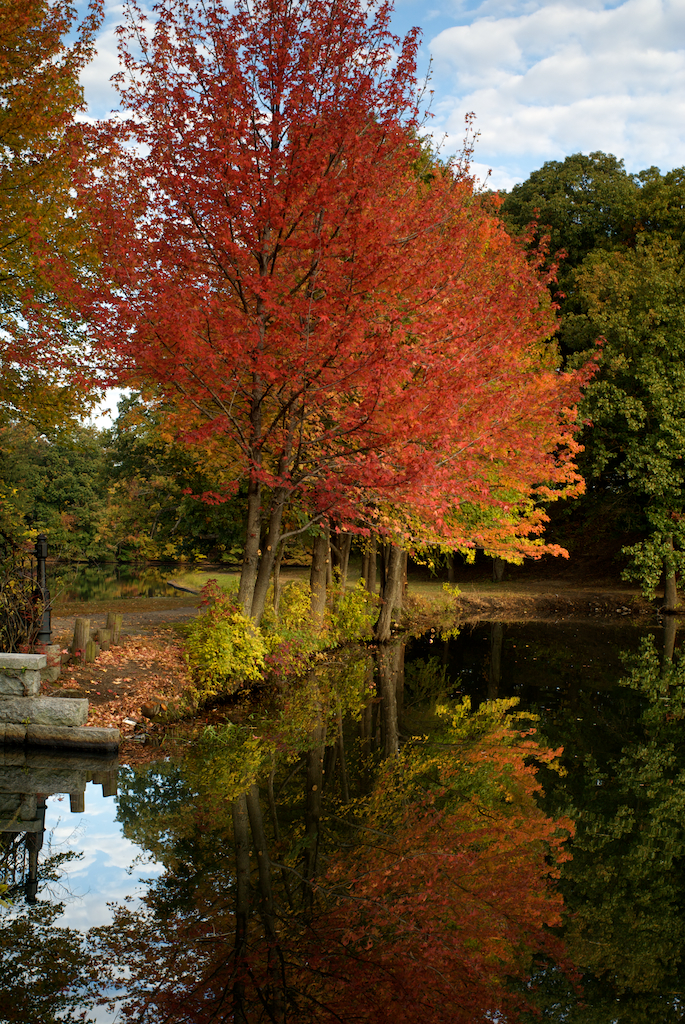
578;236;685;608
502;155;685;599
500;152;640;359
0;420;107;557
0;0;103;427
102;394;247;561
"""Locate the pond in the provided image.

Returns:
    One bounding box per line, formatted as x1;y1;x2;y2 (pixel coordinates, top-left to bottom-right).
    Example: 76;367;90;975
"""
1;617;684;1023
49;563;186;605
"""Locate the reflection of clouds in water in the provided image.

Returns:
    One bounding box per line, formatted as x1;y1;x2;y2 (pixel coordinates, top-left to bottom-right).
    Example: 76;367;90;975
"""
43;783;163;930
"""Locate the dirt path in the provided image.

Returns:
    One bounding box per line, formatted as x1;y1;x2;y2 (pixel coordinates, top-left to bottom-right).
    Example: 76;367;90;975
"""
50;604;200;643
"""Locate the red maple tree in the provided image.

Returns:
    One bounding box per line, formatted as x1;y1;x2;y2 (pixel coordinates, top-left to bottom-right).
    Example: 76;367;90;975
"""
65;0;587;620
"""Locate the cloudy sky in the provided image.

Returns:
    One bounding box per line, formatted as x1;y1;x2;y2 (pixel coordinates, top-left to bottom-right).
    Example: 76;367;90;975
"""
79;0;685;191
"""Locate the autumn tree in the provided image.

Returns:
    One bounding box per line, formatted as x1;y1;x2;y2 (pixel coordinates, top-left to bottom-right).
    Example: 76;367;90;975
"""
70;0;584;624
0;0;103;427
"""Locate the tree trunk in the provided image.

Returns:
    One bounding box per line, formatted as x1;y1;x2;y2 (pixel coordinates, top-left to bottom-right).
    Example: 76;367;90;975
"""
488;621;504;698
374;544;404;642
334;532;352;588
492;556;505;583
664;536;679;613
366;535;377;594
272;544;284;622
397;549;408;612
231;793;251;1023
664;615;677;669
378;542;388;599
336;707;350;804
246;785;276;938
393;639;405;734
378;642;400;759
303;722;326;907
310;524;330;631
246;784;284;1019
250;491;287;626
238;472;262;616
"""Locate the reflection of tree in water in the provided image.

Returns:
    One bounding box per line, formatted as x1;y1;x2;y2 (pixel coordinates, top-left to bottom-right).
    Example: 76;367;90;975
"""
90;644;572;1023
531;623;685;1023
0;845;95;1024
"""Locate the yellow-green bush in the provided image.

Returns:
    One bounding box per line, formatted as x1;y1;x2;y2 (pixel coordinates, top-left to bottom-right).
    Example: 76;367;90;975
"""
328;577;375;643
184;580;267;699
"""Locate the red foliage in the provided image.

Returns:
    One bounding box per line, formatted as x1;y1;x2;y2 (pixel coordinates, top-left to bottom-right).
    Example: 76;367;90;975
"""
62;0;589;599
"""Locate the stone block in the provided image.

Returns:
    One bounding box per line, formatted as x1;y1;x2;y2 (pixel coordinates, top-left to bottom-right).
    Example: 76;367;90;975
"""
0;724;26;745
0;696;88;727
0;750;119;772
39;645;63;684
0;653;47;697
0;654;47;672
0;817;45;832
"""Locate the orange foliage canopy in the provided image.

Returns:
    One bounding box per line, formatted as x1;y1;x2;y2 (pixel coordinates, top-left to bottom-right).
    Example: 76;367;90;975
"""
63;0;588;613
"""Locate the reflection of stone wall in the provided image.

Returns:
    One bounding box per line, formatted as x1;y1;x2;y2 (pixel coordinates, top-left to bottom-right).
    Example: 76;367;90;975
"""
0;750;119;832
0;750;119;902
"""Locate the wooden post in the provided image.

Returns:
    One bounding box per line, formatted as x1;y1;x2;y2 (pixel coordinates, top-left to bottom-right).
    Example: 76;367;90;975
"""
69;792;85;813
105;612;123;643
71;618;90;661
84;638;100;663
98;628;113;651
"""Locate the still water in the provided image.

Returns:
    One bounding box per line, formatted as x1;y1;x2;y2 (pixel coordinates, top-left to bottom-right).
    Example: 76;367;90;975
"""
50;563;187;605
1;619;684;1023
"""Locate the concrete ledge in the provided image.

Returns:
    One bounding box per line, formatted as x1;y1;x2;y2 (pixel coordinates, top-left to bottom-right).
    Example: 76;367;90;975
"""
26;725;120;752
0;696;88;727
0;724;28;744
0;764;88;793
0;654;47;671
0;749;119;770
0;818;45;832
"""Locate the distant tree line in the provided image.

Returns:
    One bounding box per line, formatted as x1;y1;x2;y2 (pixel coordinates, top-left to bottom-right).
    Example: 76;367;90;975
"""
502;152;685;606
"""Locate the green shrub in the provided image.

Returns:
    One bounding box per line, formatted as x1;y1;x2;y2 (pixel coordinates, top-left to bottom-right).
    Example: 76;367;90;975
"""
329;577;375;643
184;580;267;700
261;581;326;678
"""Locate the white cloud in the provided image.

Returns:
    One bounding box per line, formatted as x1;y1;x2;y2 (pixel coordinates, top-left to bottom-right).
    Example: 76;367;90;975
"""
75;0;685;187
425;0;685;181
80;23;123;115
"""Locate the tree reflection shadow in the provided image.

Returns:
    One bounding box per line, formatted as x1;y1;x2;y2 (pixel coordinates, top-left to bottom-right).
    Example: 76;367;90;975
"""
89;643;573;1023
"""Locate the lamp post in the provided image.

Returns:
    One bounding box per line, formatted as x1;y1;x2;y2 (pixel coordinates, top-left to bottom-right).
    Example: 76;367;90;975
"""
34;533;51;645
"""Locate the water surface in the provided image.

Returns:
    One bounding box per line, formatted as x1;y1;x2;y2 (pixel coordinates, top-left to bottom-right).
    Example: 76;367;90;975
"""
2;618;684;1023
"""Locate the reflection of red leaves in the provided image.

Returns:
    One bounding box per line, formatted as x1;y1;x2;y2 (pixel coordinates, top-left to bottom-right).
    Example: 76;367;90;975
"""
307;730;574;1024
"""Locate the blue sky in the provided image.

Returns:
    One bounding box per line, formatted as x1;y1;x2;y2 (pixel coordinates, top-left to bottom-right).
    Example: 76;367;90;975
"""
78;0;685;191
